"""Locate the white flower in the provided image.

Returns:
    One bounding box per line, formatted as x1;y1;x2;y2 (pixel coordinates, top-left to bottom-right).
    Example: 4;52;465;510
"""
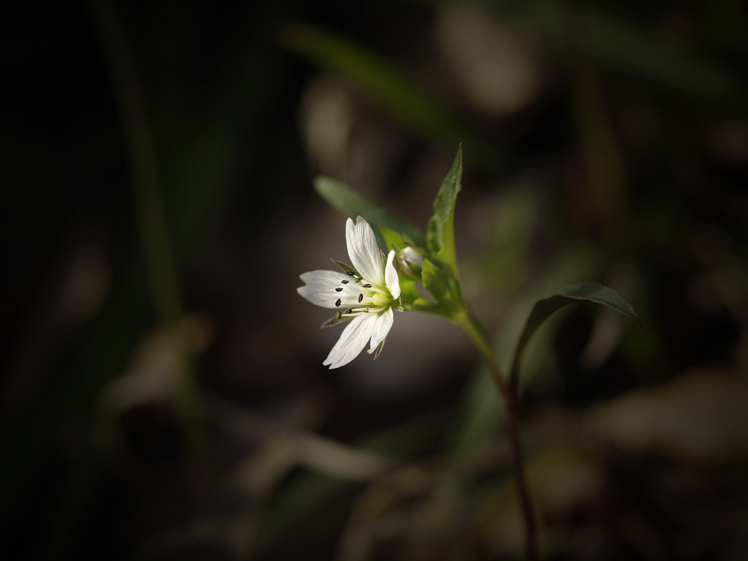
298;216;402;369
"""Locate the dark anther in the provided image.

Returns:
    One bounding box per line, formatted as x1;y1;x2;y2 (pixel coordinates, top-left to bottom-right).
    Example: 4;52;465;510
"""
363;284;372;288
355;276;363;283
335;299;341;307
346;271;356;276
335;287;343;292
336;310;342;319
358;294;364;303
341;280;349;284
364;308;369;313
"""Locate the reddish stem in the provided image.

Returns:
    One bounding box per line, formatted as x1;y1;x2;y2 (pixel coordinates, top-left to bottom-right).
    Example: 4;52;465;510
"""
459;313;538;561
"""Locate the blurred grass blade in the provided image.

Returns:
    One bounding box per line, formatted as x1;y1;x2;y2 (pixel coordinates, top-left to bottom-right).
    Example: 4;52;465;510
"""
510;282;642;390
498;1;745;110
281;23;498;161
89;0;204;452
573;8;740;107
315;176;425;247
426;144;462;277
0;2;290;557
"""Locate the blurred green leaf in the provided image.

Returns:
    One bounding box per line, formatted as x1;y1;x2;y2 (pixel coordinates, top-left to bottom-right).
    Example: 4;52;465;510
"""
490;1;746;111
510;282;642;387
281;23;498;161
315;176;424;247
427;145;463;277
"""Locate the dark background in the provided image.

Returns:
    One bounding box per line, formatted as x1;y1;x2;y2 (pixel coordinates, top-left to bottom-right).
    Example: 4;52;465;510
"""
2;0;748;559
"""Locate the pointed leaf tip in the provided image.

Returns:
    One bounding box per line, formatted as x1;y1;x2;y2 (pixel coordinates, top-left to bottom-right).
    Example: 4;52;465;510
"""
556;283;643;330
426;146;463;275
510;282;642;391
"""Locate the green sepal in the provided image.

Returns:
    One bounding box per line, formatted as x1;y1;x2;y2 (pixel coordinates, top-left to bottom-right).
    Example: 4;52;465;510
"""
315;176;425;248
321;313;351;329
510;282;643;389
373;339;386;360
332;259;357;276
426;145;463;277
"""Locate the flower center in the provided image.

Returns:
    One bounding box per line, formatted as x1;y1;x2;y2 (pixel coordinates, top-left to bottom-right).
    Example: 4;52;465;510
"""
333;270;391;318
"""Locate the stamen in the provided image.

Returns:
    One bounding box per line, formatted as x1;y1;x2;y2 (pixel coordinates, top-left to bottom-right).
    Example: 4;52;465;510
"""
363;284;371;288
336;310;342;319
335;287;343;292
364;308;369;313
355;276;363;283
341;280;349;284
335;299;341;307
358;294;364;303
346;271;356;276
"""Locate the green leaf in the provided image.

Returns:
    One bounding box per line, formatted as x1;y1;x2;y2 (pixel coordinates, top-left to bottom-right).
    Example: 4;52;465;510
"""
421;258;454;313
410;297;439;313
315;176;424;248
280;23;489;155
426;145;463;276
510;282;642;388
401;231;417;247
379;226;406;252
398;277;423;303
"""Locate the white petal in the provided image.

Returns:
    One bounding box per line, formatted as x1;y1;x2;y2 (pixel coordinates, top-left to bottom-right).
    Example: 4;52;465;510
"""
400;246;423;267
346;217;384;283
298;270;349;309
323;313;378;369
384;250;401;299
367;307;394;353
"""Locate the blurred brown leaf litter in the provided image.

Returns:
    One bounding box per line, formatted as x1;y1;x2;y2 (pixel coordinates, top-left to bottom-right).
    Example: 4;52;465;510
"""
2;0;748;559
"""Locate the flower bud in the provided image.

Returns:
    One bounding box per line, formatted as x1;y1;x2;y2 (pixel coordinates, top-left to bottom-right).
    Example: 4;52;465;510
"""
398;246;423;278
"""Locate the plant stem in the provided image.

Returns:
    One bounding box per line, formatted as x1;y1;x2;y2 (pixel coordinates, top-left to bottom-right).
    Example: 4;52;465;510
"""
458;312;538;561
